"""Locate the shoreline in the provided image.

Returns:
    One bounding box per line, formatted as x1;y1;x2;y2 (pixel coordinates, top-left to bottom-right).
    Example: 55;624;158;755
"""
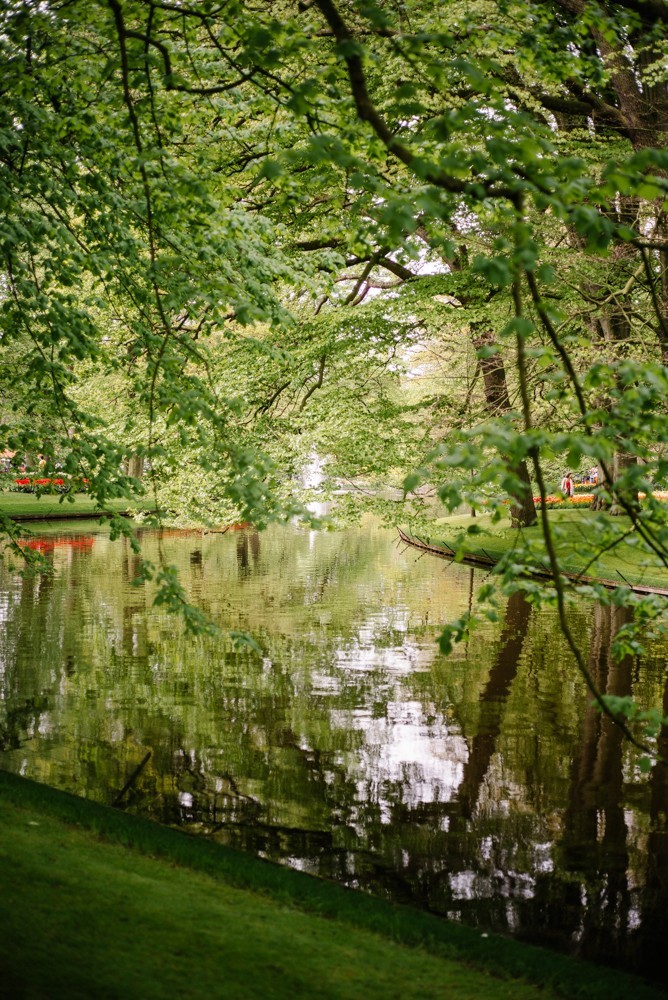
0;769;663;999
397;521;668;597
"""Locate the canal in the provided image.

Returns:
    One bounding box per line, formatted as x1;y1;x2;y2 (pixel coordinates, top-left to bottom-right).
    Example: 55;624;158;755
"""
1;519;666;984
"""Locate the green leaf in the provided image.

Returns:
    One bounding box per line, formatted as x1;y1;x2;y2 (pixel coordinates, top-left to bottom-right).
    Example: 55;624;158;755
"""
402;472;422;493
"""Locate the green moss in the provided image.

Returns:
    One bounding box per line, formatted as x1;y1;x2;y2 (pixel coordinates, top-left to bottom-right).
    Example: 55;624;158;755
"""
0;771;662;999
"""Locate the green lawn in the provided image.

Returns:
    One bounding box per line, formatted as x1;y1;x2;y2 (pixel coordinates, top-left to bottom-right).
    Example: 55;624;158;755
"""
0;771;661;1000
406;510;668;592
0;491;153;521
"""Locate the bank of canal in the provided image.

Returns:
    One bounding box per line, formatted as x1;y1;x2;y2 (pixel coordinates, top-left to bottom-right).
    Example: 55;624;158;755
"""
0;770;662;1000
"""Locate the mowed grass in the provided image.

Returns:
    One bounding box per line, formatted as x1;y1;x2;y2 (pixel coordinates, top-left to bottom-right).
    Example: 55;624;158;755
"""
0;772;662;1000
413;510;668;591
0;491;152;520
0;799;553;1000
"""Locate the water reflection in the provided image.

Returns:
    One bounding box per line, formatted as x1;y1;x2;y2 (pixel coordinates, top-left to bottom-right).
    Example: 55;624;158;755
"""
455;588;532;821
0;521;667;984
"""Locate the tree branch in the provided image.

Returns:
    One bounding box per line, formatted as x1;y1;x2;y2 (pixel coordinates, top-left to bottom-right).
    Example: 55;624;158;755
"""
311;0;515;200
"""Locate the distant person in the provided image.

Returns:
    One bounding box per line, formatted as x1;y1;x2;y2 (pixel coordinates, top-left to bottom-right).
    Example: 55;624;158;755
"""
589;466;598;485
560;472;574;497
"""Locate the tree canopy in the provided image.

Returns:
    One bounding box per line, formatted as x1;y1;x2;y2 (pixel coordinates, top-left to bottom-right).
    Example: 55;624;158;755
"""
2;0;668;738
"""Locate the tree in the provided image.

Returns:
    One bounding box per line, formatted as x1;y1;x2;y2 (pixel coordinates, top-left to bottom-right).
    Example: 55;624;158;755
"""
1;0;668;748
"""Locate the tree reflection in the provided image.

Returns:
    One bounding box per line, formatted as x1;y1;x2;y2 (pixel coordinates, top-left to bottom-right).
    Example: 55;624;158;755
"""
121;535;148;665
454;589;532;821
236;527;260;576
518;605;637;972
637;672;668;982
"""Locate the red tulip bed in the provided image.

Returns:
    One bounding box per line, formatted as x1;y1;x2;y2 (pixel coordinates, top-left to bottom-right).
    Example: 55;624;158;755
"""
9;477;86;495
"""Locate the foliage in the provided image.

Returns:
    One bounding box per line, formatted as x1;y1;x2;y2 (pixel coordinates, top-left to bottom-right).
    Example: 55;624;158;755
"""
1;0;668;746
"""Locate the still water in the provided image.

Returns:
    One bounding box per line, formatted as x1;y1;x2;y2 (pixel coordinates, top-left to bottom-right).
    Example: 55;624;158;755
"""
1;520;667;983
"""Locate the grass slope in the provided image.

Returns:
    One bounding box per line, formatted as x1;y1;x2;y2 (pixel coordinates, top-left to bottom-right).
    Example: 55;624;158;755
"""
0;771;663;1000
410;510;668;591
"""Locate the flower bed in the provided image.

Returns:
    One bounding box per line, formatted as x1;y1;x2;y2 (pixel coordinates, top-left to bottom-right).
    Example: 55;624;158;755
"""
9;477;86;495
533;491;668;510
534;494;594;509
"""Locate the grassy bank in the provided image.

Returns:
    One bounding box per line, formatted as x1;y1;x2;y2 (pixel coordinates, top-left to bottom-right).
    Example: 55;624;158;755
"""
405;510;668;592
0;771;662;999
0;491;153;521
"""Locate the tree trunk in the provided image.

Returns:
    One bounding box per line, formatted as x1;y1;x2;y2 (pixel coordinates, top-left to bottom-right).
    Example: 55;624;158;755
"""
610;450;641;516
127;455;144;480
542;7;668;512
595;237;640;515
472;328;537;527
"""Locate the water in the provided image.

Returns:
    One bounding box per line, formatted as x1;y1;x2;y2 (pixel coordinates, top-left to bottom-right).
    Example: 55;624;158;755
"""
1;519;667;984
